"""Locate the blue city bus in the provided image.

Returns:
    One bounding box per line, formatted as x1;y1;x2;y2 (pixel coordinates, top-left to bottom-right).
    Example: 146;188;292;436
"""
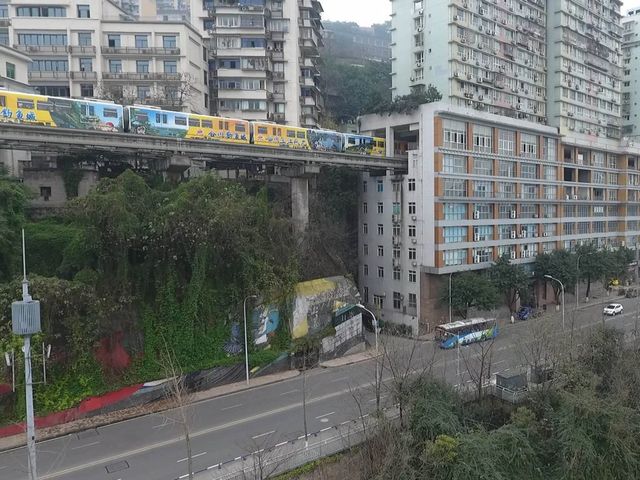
435;318;498;349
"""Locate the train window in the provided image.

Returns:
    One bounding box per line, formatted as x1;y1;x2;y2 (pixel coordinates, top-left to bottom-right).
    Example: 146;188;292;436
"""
103;108;118;118
348;137;356;144
155;113;168;124
81;105;95;116
272;127;277;135
54;99;72;109
0;96;5;107
287;130;295;138
17;99;35;109
37;101;52;111
235;123;245;132
258;127;268;135
174;116;187;126
218;121;224;129
297;131;305;139
136;113;148;122
189;118;200;127
202;120;213;128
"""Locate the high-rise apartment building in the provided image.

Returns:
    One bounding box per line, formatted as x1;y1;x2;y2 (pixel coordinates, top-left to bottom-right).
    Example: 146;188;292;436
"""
192;0;324;126
0;44;32;92
391;0;623;140
623;9;640;139
0;0;209;114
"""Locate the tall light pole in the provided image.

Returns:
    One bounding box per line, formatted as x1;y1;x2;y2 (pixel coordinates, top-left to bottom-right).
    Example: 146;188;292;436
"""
357;303;380;408
12;231;40;480
243;294;257;386
545;274;565;331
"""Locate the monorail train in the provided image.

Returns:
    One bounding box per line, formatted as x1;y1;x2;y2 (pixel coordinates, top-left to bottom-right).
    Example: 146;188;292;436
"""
0;90;386;157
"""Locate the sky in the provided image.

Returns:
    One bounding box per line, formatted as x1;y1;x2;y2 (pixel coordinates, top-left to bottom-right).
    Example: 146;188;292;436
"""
319;1;640;27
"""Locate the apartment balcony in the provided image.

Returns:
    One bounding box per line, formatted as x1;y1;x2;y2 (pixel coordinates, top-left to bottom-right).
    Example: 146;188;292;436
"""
69;45;97;55
270;49;285;61
15;45;68;54
101;72;182;81
101;47;181;56
300;95;316;106
70;71;98;80
299;76;320;90
270;31;285;40
28;71;69;80
217;88;267;100
0;18;10;27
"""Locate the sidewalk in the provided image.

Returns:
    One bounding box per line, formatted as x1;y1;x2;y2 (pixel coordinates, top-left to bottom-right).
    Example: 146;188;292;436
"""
319;348;378;368
0;369;300;452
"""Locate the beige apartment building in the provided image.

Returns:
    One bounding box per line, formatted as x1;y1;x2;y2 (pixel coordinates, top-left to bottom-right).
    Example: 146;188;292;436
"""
0;43;32;92
0;0;208;113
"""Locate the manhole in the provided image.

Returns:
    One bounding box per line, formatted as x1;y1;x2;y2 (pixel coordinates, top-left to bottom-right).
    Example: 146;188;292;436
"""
105;461;130;474
76;429;99;440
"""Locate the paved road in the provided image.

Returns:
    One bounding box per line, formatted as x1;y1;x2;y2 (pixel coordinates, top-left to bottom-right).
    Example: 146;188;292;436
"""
1;294;638;480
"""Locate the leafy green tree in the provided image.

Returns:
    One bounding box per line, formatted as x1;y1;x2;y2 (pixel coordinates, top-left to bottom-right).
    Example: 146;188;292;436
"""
441;271;499;319
600;246;635;289
0;172;28;281
534;250;577;304
489;254;532;314
373;85;443;115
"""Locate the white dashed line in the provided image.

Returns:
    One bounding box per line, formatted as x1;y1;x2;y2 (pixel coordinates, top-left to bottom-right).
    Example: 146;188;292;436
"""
220;404;243;411
252;430;275;439
177;452;207;463
315;411;335;419
279;389;298;396
71;441;100;450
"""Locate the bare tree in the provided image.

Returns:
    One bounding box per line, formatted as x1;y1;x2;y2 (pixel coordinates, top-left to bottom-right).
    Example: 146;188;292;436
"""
159;339;194;480
460;337;495;400
240;433;287;480
516;318;565;394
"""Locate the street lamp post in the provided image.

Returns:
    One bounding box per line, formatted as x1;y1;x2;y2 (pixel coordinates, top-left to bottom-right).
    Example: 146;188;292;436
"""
544;275;565;331
357;303;380;408
243;294;257;386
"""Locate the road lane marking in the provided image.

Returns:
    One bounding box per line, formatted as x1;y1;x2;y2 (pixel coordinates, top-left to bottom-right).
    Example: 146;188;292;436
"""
252;430;275;439
71;441;100;450
177;452;207;463
279;390;298;396
275;441;288;447
220;404;243;411
330;376;349;383
315;412;335;419
368;395;388;403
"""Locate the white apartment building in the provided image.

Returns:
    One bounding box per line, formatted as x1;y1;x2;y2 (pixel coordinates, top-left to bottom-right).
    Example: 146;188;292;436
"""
623;9;640;139
191;0;324;126
1;0;209;113
391;0;623;142
0;44;32;92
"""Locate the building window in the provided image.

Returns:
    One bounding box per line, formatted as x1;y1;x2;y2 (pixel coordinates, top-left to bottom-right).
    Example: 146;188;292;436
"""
136;60;149;73
377;245;384;257
498;160;516;177
362;202;368;214
408;293;417;309
377;179;384;192
408;202;416;215
408;225;416;237
393;292;402;310
444;178;466;197
393;269;401;281
363;244;369;256
473;158;493;176
377;202;384;214
80;84;93;97
363;223;368;235
17;6;66;16
473;203;493;220
497;182;515;199
544;166;557;181
378;266;384;278
408;179;416;191
409;270;417;283
78;32;91;46
498;129;515;155
377;224;384;235
443;118;467;150
393;202;401;215
135;35;149;48
393;225;401;237
393;247;401;259
409;248;416;260
444;249;466;266
163;35;177;48
473;225;493;241
164;61;178;73
77;5;90;18
473;181;493;198
5;62;15;79
136;85;150;100
363;287;369;303
39;186;51;201
443;226;466;243
373;295;384;310
521;163;537;179
79;58;92;72
108;60;122;73
363;181;367;192
444;203;466;220
521;133;537;158
18;34;68;47
473;248;493;263
107;35;121;47
443;154;466;174
364;264;369;276
472;124;492;153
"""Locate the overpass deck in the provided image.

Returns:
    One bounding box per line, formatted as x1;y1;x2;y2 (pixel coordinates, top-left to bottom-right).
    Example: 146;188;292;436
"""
0;124;408;172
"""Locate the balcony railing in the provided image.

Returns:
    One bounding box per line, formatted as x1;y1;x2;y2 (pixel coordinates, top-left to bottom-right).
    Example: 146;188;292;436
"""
69;45;97;55
102;72;182;81
16;45;68;53
28;71;69;80
70;71;97;80
101;46;181;55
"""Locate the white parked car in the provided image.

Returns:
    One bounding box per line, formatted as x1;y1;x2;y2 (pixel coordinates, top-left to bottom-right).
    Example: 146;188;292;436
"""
603;303;623;316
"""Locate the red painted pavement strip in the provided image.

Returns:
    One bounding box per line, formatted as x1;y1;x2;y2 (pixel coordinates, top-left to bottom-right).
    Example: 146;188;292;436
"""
0;384;143;438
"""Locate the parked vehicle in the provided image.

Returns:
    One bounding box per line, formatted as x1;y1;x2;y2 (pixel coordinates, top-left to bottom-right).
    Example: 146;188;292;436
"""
603;303;623;316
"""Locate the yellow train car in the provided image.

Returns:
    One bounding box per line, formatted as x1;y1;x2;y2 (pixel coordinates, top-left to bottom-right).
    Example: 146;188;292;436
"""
185;113;250;144
0;90;123;131
251;122;311;150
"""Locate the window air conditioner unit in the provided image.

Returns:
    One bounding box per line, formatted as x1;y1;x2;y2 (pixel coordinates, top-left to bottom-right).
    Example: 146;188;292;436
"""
411;238;417;244
573;195;578;200
510;251;517;260
474;234;481;242
473;210;480;219
510;210;517;219
510;231;517;239
521;230;526;237
474;255;482;264
411;215;417;221
543;232;549;237
412;261;418;267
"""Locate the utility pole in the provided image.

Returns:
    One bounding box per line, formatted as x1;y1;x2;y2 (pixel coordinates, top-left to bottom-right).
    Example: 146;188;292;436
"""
12;231;41;480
